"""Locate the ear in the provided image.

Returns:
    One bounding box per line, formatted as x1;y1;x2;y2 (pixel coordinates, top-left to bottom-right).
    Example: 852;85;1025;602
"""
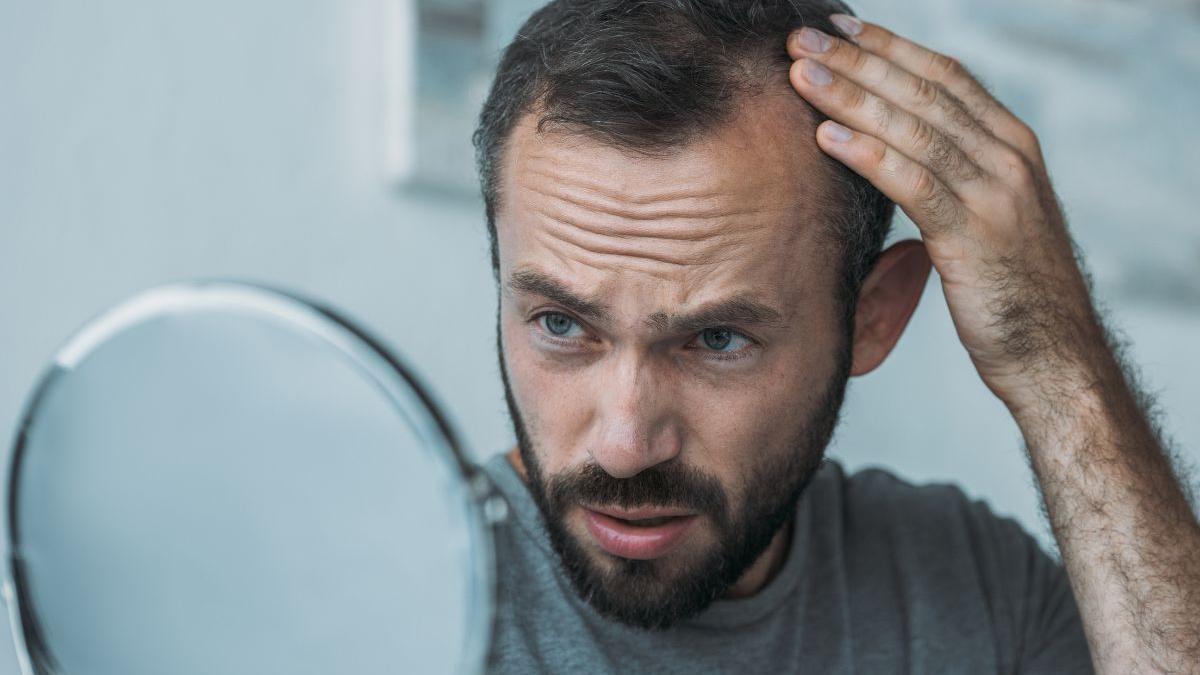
850;239;932;377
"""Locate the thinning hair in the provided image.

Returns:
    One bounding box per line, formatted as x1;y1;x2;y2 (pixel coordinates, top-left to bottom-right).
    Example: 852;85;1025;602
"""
472;0;896;325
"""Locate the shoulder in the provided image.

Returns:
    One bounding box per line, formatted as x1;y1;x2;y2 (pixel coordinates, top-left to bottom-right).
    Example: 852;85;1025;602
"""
819;459;1060;603
835;459;990;515
809;460;1055;615
812;458;1039;559
807;460;1090;672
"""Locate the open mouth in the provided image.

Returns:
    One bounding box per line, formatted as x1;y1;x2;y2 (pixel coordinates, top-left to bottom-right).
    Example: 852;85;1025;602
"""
618;515;678;527
581;506;699;560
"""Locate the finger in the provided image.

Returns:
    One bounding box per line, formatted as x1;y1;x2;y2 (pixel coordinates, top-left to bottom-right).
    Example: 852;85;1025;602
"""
789;56;995;202
814;120;971;240
788;25;1011;180
840;16;1040;163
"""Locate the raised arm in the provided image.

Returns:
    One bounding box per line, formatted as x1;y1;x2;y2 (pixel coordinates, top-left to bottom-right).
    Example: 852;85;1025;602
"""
786;13;1200;673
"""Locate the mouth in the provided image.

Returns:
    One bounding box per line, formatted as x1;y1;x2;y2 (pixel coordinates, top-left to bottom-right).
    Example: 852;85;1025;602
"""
581;505;699;560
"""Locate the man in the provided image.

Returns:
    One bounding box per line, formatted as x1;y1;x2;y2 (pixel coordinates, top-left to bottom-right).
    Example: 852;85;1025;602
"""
470;1;1200;672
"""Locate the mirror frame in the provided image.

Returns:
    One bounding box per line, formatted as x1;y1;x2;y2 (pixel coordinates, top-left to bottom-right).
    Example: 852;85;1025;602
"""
2;280;498;675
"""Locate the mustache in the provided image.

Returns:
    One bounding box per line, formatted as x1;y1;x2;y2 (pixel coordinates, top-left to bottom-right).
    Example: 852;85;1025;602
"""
545;460;730;519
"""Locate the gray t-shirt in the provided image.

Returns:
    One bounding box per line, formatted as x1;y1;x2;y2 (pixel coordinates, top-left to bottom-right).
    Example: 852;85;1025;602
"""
478;452;1094;674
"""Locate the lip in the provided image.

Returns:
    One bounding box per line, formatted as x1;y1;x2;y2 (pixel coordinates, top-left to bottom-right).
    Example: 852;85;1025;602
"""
582;506;699;560
587;504;697;521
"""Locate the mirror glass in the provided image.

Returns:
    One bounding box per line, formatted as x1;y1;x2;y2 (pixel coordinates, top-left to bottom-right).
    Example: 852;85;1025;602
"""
5;282;493;675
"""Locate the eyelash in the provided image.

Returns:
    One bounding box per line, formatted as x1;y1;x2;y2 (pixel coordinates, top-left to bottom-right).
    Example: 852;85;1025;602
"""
528;311;758;363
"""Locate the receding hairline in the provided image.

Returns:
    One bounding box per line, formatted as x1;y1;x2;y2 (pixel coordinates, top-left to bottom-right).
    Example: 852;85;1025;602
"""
491;82;834;227
514;49;814;153
472;0;894;313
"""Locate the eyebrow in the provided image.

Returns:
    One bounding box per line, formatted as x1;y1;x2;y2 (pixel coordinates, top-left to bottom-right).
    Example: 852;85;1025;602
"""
505;268;786;334
645;298;786;335
506;268;611;321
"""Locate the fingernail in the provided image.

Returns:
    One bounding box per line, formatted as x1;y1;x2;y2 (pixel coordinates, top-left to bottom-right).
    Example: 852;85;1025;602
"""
802;59;833;86
796;27;831;53
830;13;862;37
824;121;853;143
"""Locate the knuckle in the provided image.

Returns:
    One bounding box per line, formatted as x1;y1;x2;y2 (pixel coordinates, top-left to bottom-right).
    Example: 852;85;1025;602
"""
1011;161;1039;195
868;139;889;168
942;90;981;131
951;138;984;182
841;81;866;111
874;27;897;54
1010;120;1043;156
999;146;1037;190
928;136;955;175
962;143;991;180
908;117;936;152
1011;118;1036;141
920;125;983;184
911;166;939;201
848;45;871;74
930;133;963;179
878;144;904;179
922;181;965;232
909;74;940;108
929;188;963;231
868;96;892;135
929;52;962;80
993;143;1025;172
864;59;893;90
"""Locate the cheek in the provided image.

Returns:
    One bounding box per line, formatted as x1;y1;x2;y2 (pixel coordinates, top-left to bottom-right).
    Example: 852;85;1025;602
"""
677;347;830;480
501;311;594;473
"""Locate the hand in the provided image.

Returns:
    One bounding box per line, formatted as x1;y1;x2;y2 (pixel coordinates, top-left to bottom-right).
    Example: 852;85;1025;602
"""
787;15;1106;411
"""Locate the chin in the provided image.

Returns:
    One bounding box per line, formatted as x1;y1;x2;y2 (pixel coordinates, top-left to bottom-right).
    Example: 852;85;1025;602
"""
554;512;731;630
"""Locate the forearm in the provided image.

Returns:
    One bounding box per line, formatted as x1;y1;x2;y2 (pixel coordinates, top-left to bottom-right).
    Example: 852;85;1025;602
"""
778;12;1200;667
1012;345;1200;674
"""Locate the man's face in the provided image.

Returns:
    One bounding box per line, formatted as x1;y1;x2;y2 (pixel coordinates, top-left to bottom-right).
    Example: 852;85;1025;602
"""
494;92;852;630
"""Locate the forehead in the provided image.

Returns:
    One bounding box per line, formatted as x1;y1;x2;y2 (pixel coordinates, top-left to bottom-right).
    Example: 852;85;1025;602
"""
495;91;838;322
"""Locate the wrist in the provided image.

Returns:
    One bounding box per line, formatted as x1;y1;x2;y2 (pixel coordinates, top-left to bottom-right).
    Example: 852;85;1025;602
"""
993;348;1125;436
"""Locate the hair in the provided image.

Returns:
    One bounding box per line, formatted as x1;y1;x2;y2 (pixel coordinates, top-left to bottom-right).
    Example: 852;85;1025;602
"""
472;0;896;327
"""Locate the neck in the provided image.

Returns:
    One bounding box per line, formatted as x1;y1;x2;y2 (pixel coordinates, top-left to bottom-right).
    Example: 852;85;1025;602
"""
503;446;793;599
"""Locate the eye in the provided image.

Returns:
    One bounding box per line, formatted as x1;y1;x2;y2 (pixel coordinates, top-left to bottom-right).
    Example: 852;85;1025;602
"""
695;327;752;353
537;312;584;338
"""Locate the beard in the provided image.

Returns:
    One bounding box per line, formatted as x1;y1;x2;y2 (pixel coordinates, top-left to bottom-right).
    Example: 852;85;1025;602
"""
496;318;852;631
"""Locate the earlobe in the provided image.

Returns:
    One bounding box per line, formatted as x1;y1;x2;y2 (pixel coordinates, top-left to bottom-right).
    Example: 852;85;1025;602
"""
849;239;933;377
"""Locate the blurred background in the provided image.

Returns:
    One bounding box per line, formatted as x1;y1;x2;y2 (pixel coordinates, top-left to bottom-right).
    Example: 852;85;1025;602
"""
1;0;1198;670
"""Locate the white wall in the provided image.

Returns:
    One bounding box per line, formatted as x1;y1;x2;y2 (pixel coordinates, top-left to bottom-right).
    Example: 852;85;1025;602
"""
0;2;509;670
1;0;1197;671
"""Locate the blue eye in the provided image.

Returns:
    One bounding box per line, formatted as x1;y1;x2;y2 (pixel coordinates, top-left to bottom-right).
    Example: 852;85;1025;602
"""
539;312;582;337
698;327;750;352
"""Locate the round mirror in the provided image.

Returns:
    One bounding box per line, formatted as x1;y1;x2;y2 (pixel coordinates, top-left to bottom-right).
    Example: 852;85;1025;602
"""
4;281;497;675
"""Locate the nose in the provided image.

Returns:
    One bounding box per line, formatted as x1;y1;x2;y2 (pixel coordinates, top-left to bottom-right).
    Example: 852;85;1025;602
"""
587;350;682;479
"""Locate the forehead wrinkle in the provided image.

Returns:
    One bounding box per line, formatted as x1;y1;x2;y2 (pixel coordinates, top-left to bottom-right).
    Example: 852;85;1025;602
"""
525;228;715;283
523;196;803;286
498;93;834;315
521;180;763;229
520;161;751;223
532;198;767;248
531;223;733;270
516;171;790;267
